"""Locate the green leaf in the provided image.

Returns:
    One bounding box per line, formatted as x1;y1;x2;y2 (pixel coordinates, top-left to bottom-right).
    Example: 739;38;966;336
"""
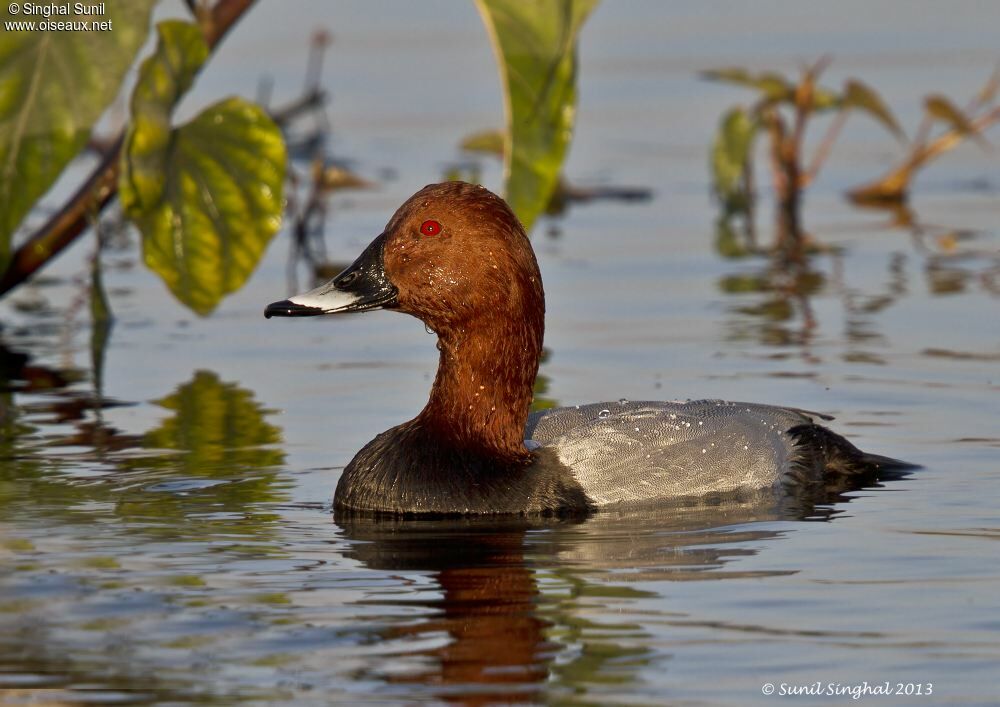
476;0;599;231
460;128;505;155
126;98;286;316
121;20;209;210
120;20;286;316
702;68;793;102
925;95;975;134
842;80;904;139
810;86;842;111
710;107;757;215
0;1;156;266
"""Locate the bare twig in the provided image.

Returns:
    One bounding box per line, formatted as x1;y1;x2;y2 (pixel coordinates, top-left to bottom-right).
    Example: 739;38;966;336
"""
790;56;828;158
802;108;848;188
848;105;1000;203
0;137;122;295
270;87;327;127
305;30;332;92
0;0;257;297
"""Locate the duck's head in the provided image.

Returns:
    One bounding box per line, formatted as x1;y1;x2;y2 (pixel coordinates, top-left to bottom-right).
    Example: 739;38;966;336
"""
265;181;544;336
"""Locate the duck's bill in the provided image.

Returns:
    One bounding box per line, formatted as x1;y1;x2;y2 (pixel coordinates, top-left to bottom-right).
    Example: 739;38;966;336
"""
265;233;398;318
264;283;395;317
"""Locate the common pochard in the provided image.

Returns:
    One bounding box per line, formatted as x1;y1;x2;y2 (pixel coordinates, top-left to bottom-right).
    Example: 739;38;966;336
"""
266;182;909;516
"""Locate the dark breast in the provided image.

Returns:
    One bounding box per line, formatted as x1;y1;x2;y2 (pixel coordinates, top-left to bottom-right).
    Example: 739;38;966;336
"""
334;421;591;517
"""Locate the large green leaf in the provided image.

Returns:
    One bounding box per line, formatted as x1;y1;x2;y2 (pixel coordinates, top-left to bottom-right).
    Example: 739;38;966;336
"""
0;1;156;265
711;107;757;216
121;20;208;210
126;98;286;315
476;0;598;231
121;21;286;316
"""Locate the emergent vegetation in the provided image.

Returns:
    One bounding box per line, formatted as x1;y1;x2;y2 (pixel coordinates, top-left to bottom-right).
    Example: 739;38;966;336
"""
0;0;598;315
706;59;1000;260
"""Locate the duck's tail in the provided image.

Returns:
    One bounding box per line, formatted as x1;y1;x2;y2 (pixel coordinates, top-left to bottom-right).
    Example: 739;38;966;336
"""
785;423;919;495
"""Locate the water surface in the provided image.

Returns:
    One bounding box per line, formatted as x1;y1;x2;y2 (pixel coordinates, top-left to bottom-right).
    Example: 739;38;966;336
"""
2;2;999;704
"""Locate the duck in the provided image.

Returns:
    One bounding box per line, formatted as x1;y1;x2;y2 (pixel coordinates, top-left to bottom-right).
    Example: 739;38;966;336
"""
265;181;911;516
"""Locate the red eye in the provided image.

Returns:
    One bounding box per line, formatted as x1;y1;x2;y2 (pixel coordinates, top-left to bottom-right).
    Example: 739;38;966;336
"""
420;220;442;237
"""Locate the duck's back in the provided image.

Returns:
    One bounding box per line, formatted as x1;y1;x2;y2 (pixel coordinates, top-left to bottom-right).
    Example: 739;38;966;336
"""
527;400;895;505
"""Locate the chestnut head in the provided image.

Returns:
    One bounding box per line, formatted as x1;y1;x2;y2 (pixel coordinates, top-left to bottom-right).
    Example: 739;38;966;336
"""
265;182;543;335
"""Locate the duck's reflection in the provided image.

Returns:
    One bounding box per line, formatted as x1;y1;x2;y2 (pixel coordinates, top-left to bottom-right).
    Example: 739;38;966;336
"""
337;517;555;703
336;494;823;702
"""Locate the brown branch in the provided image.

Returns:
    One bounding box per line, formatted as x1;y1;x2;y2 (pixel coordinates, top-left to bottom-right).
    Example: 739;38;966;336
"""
848;104;1000;204
270;87;326;127
0;137;122;295
789;56;830;178
801;107;848;188
0;0;257;298
764;110;788;197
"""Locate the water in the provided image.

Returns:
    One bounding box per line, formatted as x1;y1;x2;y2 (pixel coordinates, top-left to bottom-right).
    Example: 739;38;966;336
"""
2;1;999;704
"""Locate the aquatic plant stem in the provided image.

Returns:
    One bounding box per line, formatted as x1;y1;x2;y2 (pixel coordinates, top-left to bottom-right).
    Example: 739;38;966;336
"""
0;0;256;298
0;138;122;295
764;109;804;262
802;108;849;188
848;105;1000;204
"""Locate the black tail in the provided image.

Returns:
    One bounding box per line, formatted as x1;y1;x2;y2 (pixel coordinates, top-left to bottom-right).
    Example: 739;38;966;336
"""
786;424;919;495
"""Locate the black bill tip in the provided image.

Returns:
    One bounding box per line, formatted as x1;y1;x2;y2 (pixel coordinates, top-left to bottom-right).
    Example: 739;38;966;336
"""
264;299;324;318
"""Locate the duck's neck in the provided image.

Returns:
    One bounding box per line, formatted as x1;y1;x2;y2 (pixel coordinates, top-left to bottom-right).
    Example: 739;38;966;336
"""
417;311;543;463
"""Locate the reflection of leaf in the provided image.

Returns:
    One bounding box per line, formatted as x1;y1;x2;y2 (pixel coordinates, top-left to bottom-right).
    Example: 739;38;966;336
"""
714;218;749;259
842;80;904;139
113;370;288;537
121;21;286;316
542;569;654;689
703;68;793;102
0;2;156;264
711;107;756;215
144;370;284;472
0;368;287;540
89;255;112;395
476;0;599;231
718;273;768;294
925;95;975;134
736;297;794;321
